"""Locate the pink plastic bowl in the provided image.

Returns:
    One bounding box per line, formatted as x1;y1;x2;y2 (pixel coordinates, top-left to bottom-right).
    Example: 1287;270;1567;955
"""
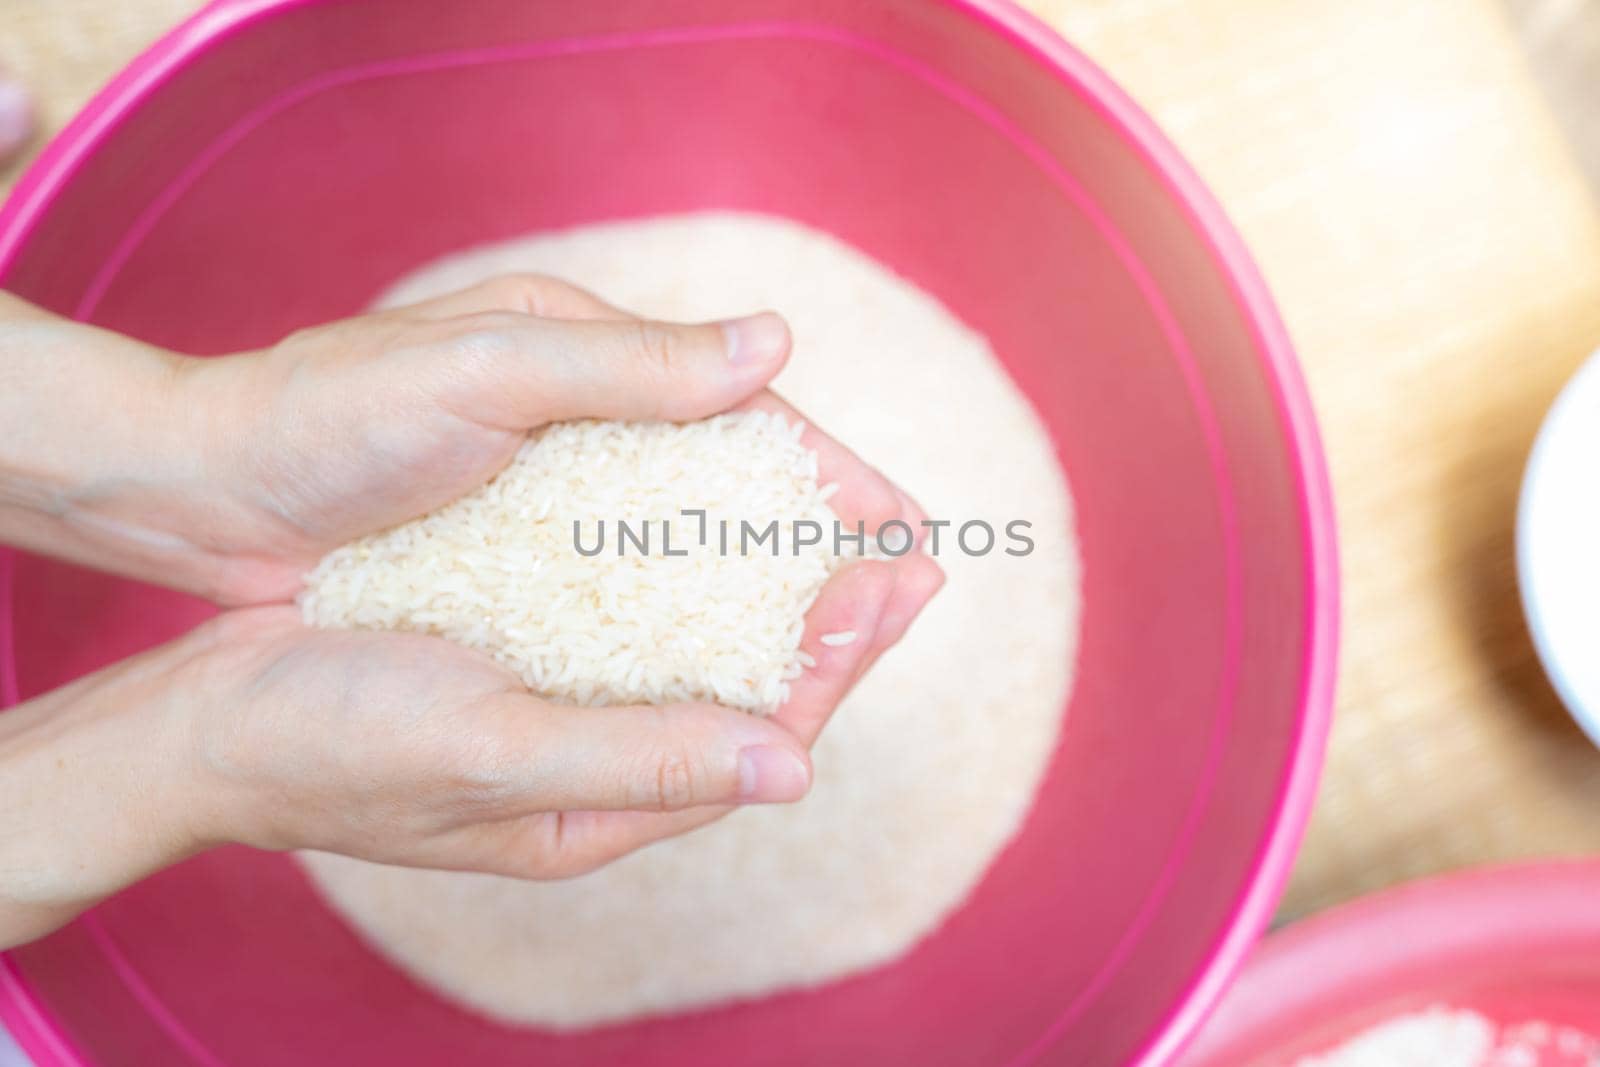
0;2;1337;1064
1179;861;1600;1065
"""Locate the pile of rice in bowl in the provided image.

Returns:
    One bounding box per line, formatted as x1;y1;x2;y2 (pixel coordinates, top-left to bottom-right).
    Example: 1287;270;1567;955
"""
294;213;1079;1028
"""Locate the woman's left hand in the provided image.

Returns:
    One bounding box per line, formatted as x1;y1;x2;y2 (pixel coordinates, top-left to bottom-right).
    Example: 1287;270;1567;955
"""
0;277;909;606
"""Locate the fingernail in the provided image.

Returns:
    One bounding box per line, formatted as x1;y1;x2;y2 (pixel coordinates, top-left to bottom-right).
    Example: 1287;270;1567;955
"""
722;311;789;367
736;745;810;803
0;79;35;161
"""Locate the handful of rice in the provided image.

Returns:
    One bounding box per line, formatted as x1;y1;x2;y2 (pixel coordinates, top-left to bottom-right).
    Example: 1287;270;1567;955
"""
298;411;856;713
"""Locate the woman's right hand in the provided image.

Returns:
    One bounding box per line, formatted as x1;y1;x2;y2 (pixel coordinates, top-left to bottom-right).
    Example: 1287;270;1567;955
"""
188;544;938;878
0;508;941;951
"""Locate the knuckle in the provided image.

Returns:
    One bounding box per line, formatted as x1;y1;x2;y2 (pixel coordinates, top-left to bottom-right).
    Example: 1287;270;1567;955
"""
485;273;556;315
441;312;524;372
439;731;518;807
489;823;566;880
650;745;700;811
625;320;682;378
526;814;609;879
454;309;525;339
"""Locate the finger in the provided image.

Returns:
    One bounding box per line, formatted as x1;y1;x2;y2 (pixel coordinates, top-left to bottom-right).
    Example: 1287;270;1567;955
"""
0;74;33;168
773;560;899;746
458;558;944;879
849;550;946;681
471;697;812;816
737;392;920;550
490;562;941;877
423;805;723;880
399;272;629;322
447;310;791;427
541;806;734;877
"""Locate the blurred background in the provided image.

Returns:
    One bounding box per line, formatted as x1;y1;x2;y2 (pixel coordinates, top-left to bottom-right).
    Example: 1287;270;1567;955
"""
3;0;1600;983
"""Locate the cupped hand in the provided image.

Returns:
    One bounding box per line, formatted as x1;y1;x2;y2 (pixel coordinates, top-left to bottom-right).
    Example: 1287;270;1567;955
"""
0;273;946;949
0;450;940;946
180;275;818;604
187;544;940;881
176;317;947;878
2;275;918;609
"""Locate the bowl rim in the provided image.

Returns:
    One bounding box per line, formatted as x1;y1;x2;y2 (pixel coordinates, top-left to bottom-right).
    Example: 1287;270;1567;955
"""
1177;858;1600;1064
0;1;1340;1064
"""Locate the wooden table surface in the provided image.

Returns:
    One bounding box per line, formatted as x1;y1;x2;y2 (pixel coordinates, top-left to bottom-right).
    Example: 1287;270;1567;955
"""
5;0;1600;923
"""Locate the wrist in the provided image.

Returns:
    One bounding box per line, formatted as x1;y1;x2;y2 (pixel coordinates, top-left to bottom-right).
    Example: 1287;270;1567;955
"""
0;295;275;601
0;639;210;947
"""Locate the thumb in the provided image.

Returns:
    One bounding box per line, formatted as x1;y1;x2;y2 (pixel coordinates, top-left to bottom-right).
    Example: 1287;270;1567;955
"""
479;697;813;814
449;310;791;426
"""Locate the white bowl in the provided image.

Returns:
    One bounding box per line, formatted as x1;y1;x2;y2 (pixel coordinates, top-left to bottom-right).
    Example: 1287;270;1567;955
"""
1518;347;1600;743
